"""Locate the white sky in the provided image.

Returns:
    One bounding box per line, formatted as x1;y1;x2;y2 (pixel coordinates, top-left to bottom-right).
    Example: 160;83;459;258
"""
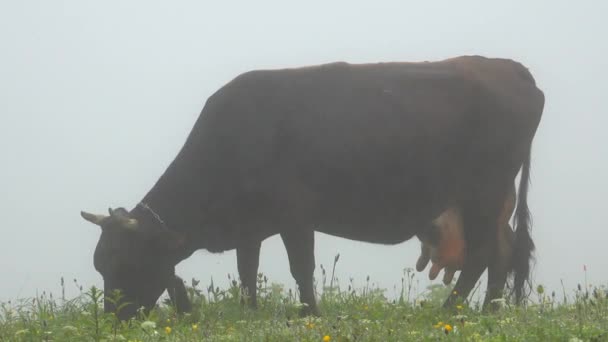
1;0;607;302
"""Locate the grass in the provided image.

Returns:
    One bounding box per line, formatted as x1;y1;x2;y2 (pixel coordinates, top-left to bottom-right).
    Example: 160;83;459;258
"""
1;265;607;341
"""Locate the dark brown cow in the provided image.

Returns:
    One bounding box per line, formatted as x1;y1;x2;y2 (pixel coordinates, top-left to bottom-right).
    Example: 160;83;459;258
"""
81;56;544;319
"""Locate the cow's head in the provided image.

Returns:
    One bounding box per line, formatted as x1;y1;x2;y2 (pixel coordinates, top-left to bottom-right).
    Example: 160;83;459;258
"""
80;207;185;320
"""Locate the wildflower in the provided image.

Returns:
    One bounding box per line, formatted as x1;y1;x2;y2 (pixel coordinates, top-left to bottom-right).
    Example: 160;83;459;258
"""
537;285;544;295
471;332;483;342
141;321;156;331
453;290;458;295
434;321;444;328
323;335;331;342
306;322;315;329
490;298;506;307
62;325;78;334
454;314;467;321
15;329;29;336
456;305;463;310
192;324;199;332
165;326;172;334
444;324;453;334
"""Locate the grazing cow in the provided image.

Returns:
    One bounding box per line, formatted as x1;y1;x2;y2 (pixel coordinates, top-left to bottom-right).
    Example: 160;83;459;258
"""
81;55;544;319
416;183;518;309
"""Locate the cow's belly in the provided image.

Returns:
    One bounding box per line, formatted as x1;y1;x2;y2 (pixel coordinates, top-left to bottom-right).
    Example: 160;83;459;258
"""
315;220;422;245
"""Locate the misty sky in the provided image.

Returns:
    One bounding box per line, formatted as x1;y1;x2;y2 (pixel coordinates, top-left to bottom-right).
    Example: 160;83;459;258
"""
1;0;607;302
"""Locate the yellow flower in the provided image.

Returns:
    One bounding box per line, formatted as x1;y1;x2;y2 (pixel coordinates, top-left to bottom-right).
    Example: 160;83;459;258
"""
456;305;463;310
192;324;199;332
434;321;444;328
444;324;453;334
165;326;172;334
323;335;331;342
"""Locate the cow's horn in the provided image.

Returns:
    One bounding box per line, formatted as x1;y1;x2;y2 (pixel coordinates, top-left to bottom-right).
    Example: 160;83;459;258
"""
80;211;108;226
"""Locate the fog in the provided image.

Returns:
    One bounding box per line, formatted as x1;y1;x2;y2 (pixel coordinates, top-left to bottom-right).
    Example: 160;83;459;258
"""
1;0;606;302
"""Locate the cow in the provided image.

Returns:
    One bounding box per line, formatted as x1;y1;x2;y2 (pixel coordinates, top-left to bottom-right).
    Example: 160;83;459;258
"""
80;55;544;319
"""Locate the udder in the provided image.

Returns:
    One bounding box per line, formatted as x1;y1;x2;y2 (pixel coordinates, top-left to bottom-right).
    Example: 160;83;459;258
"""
416;207;466;284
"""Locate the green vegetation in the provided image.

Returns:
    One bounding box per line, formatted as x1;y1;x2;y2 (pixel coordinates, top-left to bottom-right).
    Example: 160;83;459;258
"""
1;268;607;341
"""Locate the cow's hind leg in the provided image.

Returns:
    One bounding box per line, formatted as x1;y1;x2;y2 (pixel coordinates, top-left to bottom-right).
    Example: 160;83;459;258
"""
443;244;489;308
482;224;514;311
444;186;505;308
281;229;319;316
483;185;517;310
443;184;516;310
237;241;262;309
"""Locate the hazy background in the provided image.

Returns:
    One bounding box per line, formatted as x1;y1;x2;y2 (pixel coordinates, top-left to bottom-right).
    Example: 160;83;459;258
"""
1;0;606;302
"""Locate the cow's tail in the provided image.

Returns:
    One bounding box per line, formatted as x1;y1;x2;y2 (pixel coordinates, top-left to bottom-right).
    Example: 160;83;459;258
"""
512;145;535;304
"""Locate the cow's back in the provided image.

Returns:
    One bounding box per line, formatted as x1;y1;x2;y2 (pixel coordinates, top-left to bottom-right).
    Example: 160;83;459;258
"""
166;56;543;235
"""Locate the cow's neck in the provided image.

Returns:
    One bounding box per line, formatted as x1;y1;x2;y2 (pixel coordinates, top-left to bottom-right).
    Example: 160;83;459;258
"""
137;166;236;258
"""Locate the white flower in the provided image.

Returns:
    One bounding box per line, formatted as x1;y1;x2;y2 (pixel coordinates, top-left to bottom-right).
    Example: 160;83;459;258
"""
141;320;157;331
62;325;78;333
490;297;507;307
15;329;29;336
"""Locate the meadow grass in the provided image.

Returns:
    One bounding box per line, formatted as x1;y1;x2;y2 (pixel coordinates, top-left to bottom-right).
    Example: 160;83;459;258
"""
1;266;607;341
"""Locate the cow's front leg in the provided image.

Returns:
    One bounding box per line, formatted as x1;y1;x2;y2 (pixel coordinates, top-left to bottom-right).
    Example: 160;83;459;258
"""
237;240;262;309
167;274;192;314
281;229;319;316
